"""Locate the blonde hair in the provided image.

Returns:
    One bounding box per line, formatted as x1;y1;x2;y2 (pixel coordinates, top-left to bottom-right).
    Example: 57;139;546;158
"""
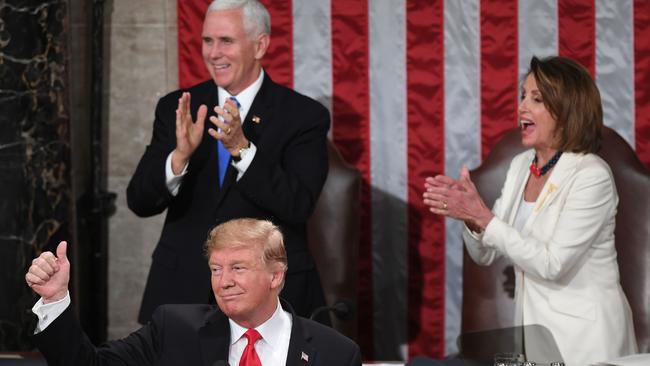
204;218;288;273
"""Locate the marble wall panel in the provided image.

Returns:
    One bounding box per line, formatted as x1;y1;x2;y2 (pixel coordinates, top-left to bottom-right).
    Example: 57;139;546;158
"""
0;0;73;350
106;0;177;339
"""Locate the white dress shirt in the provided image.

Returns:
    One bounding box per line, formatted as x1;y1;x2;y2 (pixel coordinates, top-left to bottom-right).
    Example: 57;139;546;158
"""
228;299;292;366
31;291;71;333
165;70;264;195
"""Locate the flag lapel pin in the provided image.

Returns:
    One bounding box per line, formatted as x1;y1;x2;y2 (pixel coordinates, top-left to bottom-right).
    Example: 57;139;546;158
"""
301;351;309;362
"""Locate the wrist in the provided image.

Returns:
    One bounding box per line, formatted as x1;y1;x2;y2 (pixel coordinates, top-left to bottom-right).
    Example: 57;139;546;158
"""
232;140;250;162
43;290;67;304
475;211;494;231
171;150;189;174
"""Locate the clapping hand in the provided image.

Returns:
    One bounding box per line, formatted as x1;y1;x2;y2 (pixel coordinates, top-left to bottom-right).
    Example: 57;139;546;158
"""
208;98;249;156
422;166;494;231
172;92;208;174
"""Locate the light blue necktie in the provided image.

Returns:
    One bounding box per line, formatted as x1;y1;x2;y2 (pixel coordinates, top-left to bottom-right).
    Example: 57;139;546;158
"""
217;96;241;186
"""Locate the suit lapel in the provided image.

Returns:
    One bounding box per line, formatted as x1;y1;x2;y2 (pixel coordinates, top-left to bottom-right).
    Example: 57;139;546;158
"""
198;308;231;366
522;153;581;232
283;300;316;366
502;150;534;225
242;72;274;147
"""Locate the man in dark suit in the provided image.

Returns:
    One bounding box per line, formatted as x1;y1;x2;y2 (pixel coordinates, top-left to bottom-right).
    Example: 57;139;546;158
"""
26;218;361;366
126;0;329;323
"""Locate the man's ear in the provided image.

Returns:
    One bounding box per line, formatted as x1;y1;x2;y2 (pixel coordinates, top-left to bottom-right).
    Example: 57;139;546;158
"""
269;267;285;290
254;33;270;60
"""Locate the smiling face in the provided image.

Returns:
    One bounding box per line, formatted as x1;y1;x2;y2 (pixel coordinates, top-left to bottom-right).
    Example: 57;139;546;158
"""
518;73;560;157
201;9;269;95
209;245;283;328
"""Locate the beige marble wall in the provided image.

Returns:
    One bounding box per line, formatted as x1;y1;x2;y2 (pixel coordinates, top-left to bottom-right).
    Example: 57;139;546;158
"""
106;0;178;338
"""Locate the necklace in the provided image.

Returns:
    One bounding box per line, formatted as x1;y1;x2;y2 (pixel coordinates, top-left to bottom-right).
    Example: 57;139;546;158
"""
530;150;563;177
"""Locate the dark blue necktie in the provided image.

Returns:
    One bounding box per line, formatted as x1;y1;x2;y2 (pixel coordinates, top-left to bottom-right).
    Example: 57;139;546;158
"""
217;96;241;186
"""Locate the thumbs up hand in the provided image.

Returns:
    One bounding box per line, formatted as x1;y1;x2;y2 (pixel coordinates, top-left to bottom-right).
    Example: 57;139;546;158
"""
25;241;71;303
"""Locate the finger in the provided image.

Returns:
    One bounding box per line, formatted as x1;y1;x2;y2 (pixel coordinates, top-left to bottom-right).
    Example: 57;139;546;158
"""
179;93;193;121
422;190;448;202
175;107;183;132
28;264;53;282
217;104;242;126
223;99;240;118
178;93;188;116
25;270;49;286
214;105;226;117
207;127;228;142
195;105;208;130
56;241;68;263
424;177;438;188
208;116;229;134
433;174;456;186
457;174;475;192
42;253;60;273
459;165;471;181
425;184;452;197
428;206;447;216
33;253;58;274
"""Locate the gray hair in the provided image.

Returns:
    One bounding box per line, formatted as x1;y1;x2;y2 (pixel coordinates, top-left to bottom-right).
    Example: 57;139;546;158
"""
207;0;271;38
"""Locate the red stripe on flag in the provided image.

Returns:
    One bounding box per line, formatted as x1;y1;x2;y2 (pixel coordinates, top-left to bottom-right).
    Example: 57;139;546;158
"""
558;0;596;75
406;0;445;358
259;0;293;88
635;0;650;168
177;1;210;88
331;0;372;357
480;0;519;159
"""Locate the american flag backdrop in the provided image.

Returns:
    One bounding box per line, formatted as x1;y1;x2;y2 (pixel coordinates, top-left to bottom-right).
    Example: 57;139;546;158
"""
177;0;650;361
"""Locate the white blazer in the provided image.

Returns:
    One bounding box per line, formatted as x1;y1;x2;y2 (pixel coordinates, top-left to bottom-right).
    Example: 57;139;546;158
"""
463;150;637;366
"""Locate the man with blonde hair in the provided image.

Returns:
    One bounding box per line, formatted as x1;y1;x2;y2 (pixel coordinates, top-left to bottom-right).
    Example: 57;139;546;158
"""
26;218;361;365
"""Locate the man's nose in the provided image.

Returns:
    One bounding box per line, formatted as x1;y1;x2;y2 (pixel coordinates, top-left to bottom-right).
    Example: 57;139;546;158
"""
219;269;234;287
208;43;222;59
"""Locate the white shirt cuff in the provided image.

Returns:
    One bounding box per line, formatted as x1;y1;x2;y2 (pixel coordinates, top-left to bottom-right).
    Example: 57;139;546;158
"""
232;142;257;180
165;151;188;196
32;291;71;334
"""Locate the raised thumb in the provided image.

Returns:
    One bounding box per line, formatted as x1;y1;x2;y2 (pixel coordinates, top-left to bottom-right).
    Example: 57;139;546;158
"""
56;241;69;262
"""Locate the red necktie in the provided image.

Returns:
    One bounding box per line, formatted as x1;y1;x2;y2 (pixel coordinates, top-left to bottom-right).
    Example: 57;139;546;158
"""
239;329;262;366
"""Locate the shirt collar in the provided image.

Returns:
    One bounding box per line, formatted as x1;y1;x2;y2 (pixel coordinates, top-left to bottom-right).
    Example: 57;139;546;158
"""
228;297;292;347
218;69;265;124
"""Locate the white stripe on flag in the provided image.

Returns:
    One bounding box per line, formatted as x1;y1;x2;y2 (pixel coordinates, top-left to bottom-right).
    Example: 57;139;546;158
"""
596;0;635;147
369;0;408;359
292;0;333;116
443;0;481;355
518;0;558;79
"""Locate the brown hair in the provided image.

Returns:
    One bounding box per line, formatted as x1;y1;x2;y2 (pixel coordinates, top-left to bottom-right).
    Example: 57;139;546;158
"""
204;218;288;272
528;56;603;153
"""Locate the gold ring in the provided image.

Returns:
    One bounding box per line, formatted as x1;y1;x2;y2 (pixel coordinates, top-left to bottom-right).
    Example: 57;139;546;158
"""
226;127;232;134
442;202;448;210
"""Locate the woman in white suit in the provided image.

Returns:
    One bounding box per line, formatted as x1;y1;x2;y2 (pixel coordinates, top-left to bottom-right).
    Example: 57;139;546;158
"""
423;56;637;365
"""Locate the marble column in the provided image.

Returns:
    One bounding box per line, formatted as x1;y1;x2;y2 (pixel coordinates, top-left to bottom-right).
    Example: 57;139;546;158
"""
106;0;177;338
0;0;74;351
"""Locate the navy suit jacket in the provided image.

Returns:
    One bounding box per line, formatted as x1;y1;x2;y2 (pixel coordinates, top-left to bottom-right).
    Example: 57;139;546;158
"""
126;74;330;322
33;300;362;366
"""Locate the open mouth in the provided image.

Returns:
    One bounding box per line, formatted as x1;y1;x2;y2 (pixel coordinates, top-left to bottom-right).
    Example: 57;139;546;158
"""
212;63;230;71
520;119;535;131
